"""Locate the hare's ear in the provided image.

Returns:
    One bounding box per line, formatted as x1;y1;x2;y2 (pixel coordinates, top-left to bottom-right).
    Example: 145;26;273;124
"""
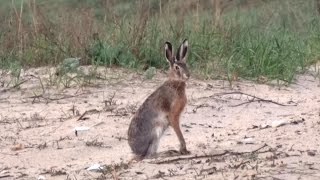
176;39;188;62
165;42;174;65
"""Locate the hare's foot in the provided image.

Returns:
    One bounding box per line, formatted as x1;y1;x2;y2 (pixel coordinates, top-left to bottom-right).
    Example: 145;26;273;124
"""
155;150;180;158
179;147;190;155
128;154;144;164
145;138;160;158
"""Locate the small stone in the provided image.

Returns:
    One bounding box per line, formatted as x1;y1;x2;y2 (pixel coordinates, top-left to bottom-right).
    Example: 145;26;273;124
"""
307;151;316;156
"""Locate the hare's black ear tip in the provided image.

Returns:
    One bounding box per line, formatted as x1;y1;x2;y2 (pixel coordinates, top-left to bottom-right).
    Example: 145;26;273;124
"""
183;39;188;46
165;42;172;49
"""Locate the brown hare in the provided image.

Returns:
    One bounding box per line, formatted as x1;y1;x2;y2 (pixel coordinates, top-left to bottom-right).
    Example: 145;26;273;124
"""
128;39;190;158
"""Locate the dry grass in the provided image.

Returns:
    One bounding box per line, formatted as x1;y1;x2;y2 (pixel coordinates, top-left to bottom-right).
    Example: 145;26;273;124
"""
1;0;320;85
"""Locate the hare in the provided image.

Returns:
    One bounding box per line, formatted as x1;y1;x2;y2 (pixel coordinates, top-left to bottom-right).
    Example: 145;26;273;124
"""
128;39;190;158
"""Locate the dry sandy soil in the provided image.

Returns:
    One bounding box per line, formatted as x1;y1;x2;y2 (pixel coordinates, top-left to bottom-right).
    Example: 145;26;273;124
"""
0;66;320;180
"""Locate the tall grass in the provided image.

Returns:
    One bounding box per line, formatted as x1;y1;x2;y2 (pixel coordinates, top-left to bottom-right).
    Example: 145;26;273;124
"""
1;0;320;83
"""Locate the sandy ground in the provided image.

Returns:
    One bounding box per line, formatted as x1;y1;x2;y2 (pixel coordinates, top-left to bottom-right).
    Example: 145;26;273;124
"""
0;66;320;180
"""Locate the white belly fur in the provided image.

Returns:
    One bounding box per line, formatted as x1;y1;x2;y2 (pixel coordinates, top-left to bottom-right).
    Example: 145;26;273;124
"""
154;112;169;138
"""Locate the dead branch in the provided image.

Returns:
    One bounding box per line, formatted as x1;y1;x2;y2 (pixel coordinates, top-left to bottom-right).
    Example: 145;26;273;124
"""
0;79;30;93
112;135;128;141
27;92;88;103
151;143;270;164
199;166;217;175
28;94;75;101
189;103;216;113
152;151;229;164
231;160;250;169
77;110;88;121
215;92;298;107
76;109;100;121
0;175;12;179
12;79;29;88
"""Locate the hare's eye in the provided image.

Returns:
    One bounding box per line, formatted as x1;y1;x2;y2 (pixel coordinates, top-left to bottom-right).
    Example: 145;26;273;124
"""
175;65;180;70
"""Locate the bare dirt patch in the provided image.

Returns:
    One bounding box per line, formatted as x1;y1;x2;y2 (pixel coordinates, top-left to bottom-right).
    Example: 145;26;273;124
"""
0;67;320;180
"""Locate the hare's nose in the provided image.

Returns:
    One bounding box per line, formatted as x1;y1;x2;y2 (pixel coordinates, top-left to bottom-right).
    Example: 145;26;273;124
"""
184;73;190;80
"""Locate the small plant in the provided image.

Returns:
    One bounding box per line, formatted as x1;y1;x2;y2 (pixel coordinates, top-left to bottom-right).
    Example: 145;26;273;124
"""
55;57;80;76
80;66;100;86
54;58;81;88
4;61;23;89
144;66;156;80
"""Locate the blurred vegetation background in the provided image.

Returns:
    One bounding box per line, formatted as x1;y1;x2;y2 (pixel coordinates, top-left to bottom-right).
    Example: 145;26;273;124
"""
1;0;320;83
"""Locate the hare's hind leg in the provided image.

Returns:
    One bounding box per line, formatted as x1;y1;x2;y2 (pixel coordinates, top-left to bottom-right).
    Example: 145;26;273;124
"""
146;136;160;157
146;125;166;157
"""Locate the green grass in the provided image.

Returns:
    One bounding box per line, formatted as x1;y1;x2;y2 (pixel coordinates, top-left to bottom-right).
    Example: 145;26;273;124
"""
1;0;320;85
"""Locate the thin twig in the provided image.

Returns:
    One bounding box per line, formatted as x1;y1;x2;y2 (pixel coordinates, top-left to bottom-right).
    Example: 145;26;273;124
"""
215;92;297;107
29;94;75;101
189;103;216;113
231;160;251;169
12;79;29;88
151;143;269;164
77;111;88;121
113;136;128;141
243;143;269;154
27;92;88;102
76;109;100;121
0;175;12;179
28;74;46;94
152;151;229;164
1;79;30;93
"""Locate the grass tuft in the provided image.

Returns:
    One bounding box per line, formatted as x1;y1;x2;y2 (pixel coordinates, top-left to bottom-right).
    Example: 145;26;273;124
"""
0;0;320;85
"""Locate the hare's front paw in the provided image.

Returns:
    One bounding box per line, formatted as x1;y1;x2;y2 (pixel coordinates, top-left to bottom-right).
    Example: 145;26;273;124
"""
180;148;190;155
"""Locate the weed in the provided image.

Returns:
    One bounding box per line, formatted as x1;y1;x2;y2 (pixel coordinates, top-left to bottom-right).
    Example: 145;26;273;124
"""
144;66;156;80
1;61;23;89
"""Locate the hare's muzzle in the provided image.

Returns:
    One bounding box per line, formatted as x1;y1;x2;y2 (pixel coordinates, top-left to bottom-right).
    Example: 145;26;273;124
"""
183;73;190;80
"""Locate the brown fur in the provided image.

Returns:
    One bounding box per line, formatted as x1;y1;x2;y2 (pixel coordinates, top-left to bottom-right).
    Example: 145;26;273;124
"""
128;39;190;158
